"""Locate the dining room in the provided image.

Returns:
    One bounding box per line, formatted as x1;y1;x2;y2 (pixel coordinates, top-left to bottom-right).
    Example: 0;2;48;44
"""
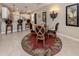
0;3;79;56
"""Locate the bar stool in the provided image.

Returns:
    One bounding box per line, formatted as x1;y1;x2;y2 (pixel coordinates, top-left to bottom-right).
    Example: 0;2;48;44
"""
17;19;23;32
5;19;13;34
25;20;29;29
26;19;33;32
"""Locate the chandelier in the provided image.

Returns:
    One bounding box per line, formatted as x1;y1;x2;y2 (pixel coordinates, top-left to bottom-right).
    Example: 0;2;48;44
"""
11;4;19;12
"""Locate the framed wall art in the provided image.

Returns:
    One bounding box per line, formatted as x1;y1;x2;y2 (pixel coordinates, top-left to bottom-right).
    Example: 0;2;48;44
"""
66;3;79;27
42;12;47;24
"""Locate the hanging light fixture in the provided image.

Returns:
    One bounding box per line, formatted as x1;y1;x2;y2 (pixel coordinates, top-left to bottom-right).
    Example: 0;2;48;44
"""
11;4;19;12
12;4;16;12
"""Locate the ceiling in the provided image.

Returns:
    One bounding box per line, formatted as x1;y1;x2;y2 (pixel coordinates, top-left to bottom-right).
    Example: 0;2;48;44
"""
2;3;50;13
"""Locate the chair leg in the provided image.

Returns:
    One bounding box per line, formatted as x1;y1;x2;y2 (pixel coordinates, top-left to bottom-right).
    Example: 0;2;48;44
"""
17;25;19;32
6;26;7;34
36;39;38;48
11;25;13;33
25;25;26;29
43;39;45;48
21;25;23;31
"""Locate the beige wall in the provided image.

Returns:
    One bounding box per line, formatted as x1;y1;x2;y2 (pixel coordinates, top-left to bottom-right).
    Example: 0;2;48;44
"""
33;3;79;39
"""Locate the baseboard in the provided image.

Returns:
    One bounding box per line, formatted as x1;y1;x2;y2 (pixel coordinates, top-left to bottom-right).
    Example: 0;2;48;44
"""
1;29;27;34
57;32;79;42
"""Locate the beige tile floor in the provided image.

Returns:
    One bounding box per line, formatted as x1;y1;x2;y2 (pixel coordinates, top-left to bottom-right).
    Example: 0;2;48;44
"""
0;30;79;56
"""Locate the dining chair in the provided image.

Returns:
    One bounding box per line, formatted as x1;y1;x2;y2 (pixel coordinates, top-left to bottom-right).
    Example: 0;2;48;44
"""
35;25;45;48
48;23;59;38
5;19;13;34
17;19;23;32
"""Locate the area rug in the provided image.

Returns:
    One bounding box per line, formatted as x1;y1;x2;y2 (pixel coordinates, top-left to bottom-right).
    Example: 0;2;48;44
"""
21;33;62;56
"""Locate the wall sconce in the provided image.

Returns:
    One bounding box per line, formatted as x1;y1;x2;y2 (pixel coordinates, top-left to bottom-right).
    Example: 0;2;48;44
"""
50;11;58;21
50;6;59;21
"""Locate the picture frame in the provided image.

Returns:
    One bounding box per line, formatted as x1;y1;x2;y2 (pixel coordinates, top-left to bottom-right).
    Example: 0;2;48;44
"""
66;3;79;27
42;12;47;24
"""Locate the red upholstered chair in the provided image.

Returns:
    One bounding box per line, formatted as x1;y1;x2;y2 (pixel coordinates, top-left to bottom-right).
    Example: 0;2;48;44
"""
5;19;13;34
35;25;45;48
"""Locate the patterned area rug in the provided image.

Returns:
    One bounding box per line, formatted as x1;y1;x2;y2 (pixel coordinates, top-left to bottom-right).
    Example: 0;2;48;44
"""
21;33;62;56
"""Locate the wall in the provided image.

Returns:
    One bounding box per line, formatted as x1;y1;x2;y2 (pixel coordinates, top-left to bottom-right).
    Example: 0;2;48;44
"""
33;3;79;39
2;7;9;19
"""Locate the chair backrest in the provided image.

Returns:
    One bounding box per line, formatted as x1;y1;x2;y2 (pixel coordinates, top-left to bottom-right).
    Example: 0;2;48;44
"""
35;25;45;36
27;19;31;24
17;19;23;24
5;19;12;25
54;23;59;32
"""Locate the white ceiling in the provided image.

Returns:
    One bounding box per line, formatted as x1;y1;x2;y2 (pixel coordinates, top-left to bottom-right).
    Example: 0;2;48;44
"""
2;3;50;13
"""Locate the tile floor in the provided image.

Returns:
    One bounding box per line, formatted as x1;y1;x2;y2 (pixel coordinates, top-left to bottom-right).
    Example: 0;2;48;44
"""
0;30;79;56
